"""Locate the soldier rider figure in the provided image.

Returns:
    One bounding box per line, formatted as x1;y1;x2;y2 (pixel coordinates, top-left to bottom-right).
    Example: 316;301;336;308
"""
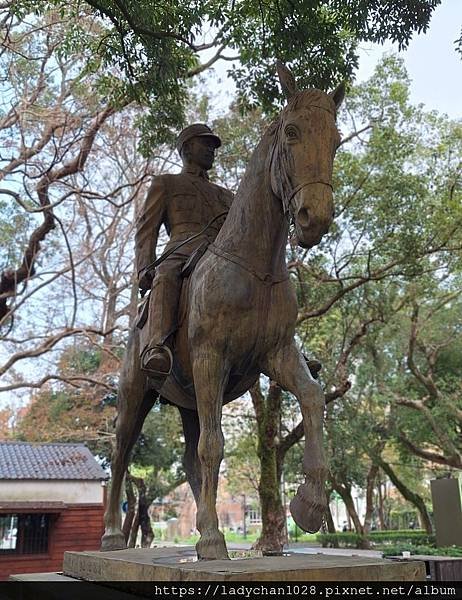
135;124;233;378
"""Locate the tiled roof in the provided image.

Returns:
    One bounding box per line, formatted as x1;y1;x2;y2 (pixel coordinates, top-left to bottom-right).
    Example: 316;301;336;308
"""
0;442;109;481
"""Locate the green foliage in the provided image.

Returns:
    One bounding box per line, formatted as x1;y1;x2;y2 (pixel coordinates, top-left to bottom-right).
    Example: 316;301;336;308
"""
381;544;462;558
318;530;436;549
0;200;32;271
131;403;185;500
47;391;74;420
11;0;440;152
15;385;115;461
369;530;435;546
62;347;102;375
318;531;364;548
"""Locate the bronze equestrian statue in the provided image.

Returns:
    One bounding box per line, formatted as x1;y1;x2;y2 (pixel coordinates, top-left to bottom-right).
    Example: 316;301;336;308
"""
101;61;344;560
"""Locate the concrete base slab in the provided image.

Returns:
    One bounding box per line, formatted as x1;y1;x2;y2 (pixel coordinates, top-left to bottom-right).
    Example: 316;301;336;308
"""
63;546;426;582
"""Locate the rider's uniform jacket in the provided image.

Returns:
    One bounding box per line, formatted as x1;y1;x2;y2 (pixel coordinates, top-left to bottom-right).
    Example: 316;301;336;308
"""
135;165;233;277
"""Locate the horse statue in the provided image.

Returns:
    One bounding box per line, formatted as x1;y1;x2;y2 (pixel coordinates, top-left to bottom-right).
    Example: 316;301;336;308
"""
101;61;344;560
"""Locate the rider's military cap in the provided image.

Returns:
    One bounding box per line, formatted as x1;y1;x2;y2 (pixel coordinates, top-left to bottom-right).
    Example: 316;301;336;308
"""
176;123;221;154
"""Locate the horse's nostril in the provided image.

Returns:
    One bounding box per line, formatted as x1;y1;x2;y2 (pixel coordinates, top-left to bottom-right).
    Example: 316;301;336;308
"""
297;207;310;228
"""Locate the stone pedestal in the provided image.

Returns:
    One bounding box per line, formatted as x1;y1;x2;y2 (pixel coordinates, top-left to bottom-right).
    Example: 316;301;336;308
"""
61;546;425;583
431;478;462;547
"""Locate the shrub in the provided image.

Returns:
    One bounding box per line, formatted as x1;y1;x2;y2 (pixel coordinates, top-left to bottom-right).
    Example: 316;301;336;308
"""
317;532;362;548
370;530;435;546
380;544;462;558
316;530;435;549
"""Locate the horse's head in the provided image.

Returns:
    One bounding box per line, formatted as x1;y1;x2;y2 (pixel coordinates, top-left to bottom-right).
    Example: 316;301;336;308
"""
270;61;344;249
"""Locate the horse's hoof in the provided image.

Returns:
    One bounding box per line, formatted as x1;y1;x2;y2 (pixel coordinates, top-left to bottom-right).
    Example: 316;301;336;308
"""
100;530;126;552
290;487;326;533
196;532;229;560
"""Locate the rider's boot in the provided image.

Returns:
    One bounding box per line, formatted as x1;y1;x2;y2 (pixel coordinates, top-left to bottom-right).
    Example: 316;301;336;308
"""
140;272;180;379
141;344;173;378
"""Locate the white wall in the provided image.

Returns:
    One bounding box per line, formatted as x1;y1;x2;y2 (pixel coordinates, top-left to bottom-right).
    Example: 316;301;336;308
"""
0;480;105;504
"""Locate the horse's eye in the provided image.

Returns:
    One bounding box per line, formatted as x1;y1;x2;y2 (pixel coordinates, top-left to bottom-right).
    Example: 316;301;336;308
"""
285;126;299;142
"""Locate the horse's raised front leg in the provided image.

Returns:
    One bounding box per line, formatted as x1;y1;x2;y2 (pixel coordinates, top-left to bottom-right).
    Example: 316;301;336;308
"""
101;328;155;551
263;343;327;533
192;350;229;560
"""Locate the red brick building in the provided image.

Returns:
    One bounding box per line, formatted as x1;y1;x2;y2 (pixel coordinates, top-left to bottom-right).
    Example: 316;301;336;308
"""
152;479;261;539
0;442;108;580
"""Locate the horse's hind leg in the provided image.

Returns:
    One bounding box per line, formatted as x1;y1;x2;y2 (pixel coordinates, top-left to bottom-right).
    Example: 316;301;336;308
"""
192;351;229;560
263;343;327;533
101;329;156;551
178;406;202;503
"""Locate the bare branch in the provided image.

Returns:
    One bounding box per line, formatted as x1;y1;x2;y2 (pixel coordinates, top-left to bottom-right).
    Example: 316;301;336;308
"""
0;327;117;377
398;433;462;469
0;374;116;393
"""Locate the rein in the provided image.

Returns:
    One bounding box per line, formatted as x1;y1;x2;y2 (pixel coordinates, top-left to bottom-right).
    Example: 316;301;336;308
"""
208;243;289;286
285;179;333;211
139;211;228;281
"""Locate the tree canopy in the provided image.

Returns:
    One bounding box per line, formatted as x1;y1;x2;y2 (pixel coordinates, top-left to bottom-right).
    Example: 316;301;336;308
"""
11;0;441;149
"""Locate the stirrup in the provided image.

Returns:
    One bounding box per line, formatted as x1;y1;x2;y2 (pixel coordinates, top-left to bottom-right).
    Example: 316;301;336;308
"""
141;345;173;378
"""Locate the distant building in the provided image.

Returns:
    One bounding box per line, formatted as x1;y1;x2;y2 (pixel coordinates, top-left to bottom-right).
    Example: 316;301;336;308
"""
151;478;261;539
0;441;108;580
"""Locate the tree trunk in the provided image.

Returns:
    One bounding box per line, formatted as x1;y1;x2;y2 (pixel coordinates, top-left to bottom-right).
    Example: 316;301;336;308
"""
132;476;155;548
325;489;338;540
128;510;139;548
363;463;379;535
122;474;137;543
377;481;388;531
250;381;287;553
331;478;371;549
377;458;433;533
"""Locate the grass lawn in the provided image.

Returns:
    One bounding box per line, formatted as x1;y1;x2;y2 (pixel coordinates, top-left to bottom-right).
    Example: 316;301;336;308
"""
155;529;319;545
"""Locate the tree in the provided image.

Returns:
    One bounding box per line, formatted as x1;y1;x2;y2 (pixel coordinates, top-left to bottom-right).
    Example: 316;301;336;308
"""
13;343;118;460
383;289;462;472
2;1;444;387
15;0;441;151
0;5;177;396
2;1;457;551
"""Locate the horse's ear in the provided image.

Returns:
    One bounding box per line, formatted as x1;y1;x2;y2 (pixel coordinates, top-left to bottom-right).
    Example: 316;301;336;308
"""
329;82;345;111
276;60;298;99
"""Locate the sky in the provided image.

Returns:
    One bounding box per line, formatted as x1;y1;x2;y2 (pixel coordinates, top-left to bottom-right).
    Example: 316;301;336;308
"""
356;0;461;119
209;0;462;120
